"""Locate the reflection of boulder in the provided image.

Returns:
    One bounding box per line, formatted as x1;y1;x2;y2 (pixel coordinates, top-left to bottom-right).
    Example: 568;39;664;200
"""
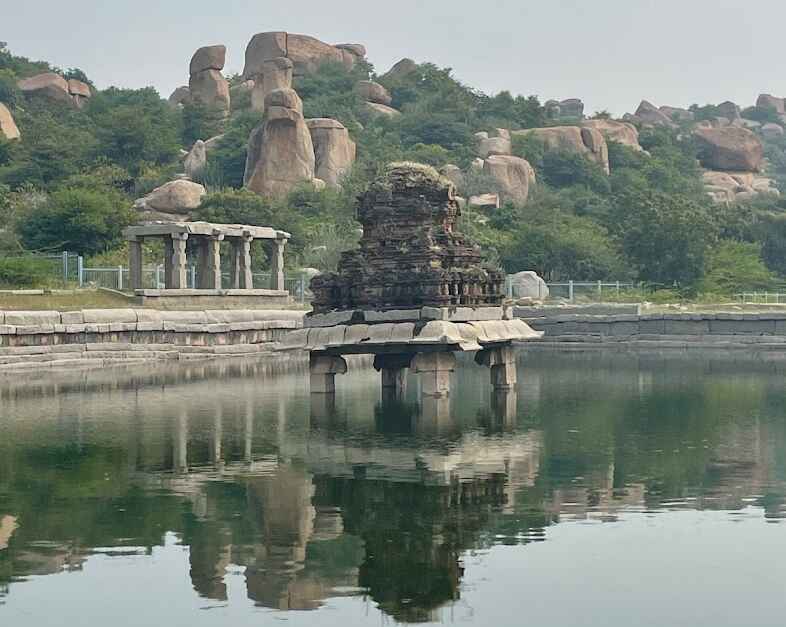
0;515;18;550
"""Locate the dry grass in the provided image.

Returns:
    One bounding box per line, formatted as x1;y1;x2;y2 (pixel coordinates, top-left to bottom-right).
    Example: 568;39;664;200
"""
0;289;134;311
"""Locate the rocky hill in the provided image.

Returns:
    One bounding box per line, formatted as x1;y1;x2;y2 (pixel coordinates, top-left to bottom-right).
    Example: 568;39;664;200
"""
1;34;785;295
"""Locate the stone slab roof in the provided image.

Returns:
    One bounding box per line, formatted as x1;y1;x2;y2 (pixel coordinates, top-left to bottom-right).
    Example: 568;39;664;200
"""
123;221;290;240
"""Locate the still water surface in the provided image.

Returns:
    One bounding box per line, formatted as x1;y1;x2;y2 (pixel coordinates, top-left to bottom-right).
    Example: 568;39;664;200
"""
1;350;786;626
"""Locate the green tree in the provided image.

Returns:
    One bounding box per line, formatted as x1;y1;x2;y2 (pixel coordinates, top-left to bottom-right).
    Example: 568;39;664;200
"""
698;240;773;294
17;186;133;255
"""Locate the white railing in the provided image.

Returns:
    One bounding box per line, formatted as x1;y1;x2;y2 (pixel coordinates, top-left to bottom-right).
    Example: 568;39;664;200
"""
736;293;786;304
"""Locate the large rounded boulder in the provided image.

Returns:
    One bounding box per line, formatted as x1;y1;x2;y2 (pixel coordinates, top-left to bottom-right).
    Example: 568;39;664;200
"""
694;127;764;172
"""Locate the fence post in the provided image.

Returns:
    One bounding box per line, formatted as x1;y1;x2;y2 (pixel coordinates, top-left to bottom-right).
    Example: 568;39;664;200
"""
62;251;69;287
597;280;602;299
616;281;620;296
299;274;306;304
569;280;574;303
190;266;196;289
117;265;123;290
77;256;84;288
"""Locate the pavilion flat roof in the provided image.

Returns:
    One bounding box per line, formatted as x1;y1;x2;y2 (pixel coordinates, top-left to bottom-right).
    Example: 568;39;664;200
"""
123;221;290;240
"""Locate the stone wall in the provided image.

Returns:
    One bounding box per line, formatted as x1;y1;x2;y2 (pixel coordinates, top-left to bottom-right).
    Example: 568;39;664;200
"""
524;311;786;350
0;309;304;372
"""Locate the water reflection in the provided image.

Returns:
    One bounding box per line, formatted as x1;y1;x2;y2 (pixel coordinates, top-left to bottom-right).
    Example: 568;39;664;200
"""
1;350;786;624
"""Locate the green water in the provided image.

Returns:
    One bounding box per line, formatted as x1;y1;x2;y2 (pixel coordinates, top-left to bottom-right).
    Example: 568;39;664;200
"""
1;350;786;626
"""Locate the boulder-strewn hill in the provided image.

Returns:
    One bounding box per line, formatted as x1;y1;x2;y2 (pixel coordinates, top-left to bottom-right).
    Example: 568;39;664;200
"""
1;34;785;295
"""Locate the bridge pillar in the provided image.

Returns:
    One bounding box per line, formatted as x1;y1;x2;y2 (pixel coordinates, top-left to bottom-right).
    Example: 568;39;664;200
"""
412;352;456;398
374;354;412;400
309;354;347;394
475;345;517;390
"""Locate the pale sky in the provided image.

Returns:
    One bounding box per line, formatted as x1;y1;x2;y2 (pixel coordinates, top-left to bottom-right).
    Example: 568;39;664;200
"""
5;0;784;116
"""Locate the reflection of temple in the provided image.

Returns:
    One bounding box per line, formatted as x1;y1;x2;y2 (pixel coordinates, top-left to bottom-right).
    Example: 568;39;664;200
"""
4;351;786;620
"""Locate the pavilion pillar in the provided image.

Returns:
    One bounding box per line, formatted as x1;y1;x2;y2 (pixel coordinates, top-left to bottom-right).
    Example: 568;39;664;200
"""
270;238;286;291
197;233;224;290
309;353;347;394
169;233;189;289
412;352;456;398
231;234;254;289
475;345;517;390
163;236;175;288
127;236;143;290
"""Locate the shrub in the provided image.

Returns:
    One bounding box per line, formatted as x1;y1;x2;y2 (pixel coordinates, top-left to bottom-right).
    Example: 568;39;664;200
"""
0;256;53;287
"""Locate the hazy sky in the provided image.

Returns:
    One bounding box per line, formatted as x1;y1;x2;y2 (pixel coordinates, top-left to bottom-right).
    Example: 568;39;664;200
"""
5;0;784;116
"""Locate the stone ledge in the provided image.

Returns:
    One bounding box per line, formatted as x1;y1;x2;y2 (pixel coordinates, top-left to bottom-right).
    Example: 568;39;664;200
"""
304;306;514;328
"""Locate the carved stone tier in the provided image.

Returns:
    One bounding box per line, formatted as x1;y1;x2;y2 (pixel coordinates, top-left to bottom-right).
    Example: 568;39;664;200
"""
311;163;505;313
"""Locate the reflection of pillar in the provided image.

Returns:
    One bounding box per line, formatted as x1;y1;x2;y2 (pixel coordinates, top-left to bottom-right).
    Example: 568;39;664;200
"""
169;233;189;289
270;238;286;291
245;398;254;463
174;408;188;473
128;236;143;290
211;406;223;466
419;396;452;432
310;393;336;424
374;354;412;400
198;233;224;289
475;345;517;390
412;352;456;397
309;353;348;394
491;389;518;429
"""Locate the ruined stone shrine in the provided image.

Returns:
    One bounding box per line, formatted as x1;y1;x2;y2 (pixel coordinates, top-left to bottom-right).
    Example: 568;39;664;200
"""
278;163;542;403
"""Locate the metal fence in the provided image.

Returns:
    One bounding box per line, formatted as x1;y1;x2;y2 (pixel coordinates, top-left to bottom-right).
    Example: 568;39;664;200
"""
79;265;309;302
546;281;637;302
736;293;786;304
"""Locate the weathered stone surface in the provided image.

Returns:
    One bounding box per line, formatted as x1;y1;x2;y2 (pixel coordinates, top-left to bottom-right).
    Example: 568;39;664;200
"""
469;193;500;209
382;58;418;82
168;86;191;107
18;72;72;104
244;88;315;197
761;123;785;140
183;140;207;179
243;31;364;79
310;163;505;313
702;169;778;203
545;98;584;119
513;126;609;174
355;80;392;106
634;100;675;127
67;79;91;99
581;119;642;152
135;180;206;214
757;94;785;114
0;103;20;140
477;135;511;158
717;101;741;121
364;102;400;118
307;118;356;187
438;164;464;189
509;271;549;300
659;105;694;122
188;69;230;113
243;32;288;79
190;44;226;75
483;155;535;204
250;56;293;112
694;127;764;172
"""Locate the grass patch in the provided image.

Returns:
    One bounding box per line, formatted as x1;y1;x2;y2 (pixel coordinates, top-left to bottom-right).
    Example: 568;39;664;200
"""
0;289;134;311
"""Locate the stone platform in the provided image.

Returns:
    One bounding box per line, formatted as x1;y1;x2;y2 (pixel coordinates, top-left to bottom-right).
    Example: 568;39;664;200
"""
133;288;290;309
279;306;542;397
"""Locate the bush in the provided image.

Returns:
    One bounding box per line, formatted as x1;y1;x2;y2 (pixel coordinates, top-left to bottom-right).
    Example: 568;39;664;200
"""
0;256;53;287
699;240;774;295
17;186;133;255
